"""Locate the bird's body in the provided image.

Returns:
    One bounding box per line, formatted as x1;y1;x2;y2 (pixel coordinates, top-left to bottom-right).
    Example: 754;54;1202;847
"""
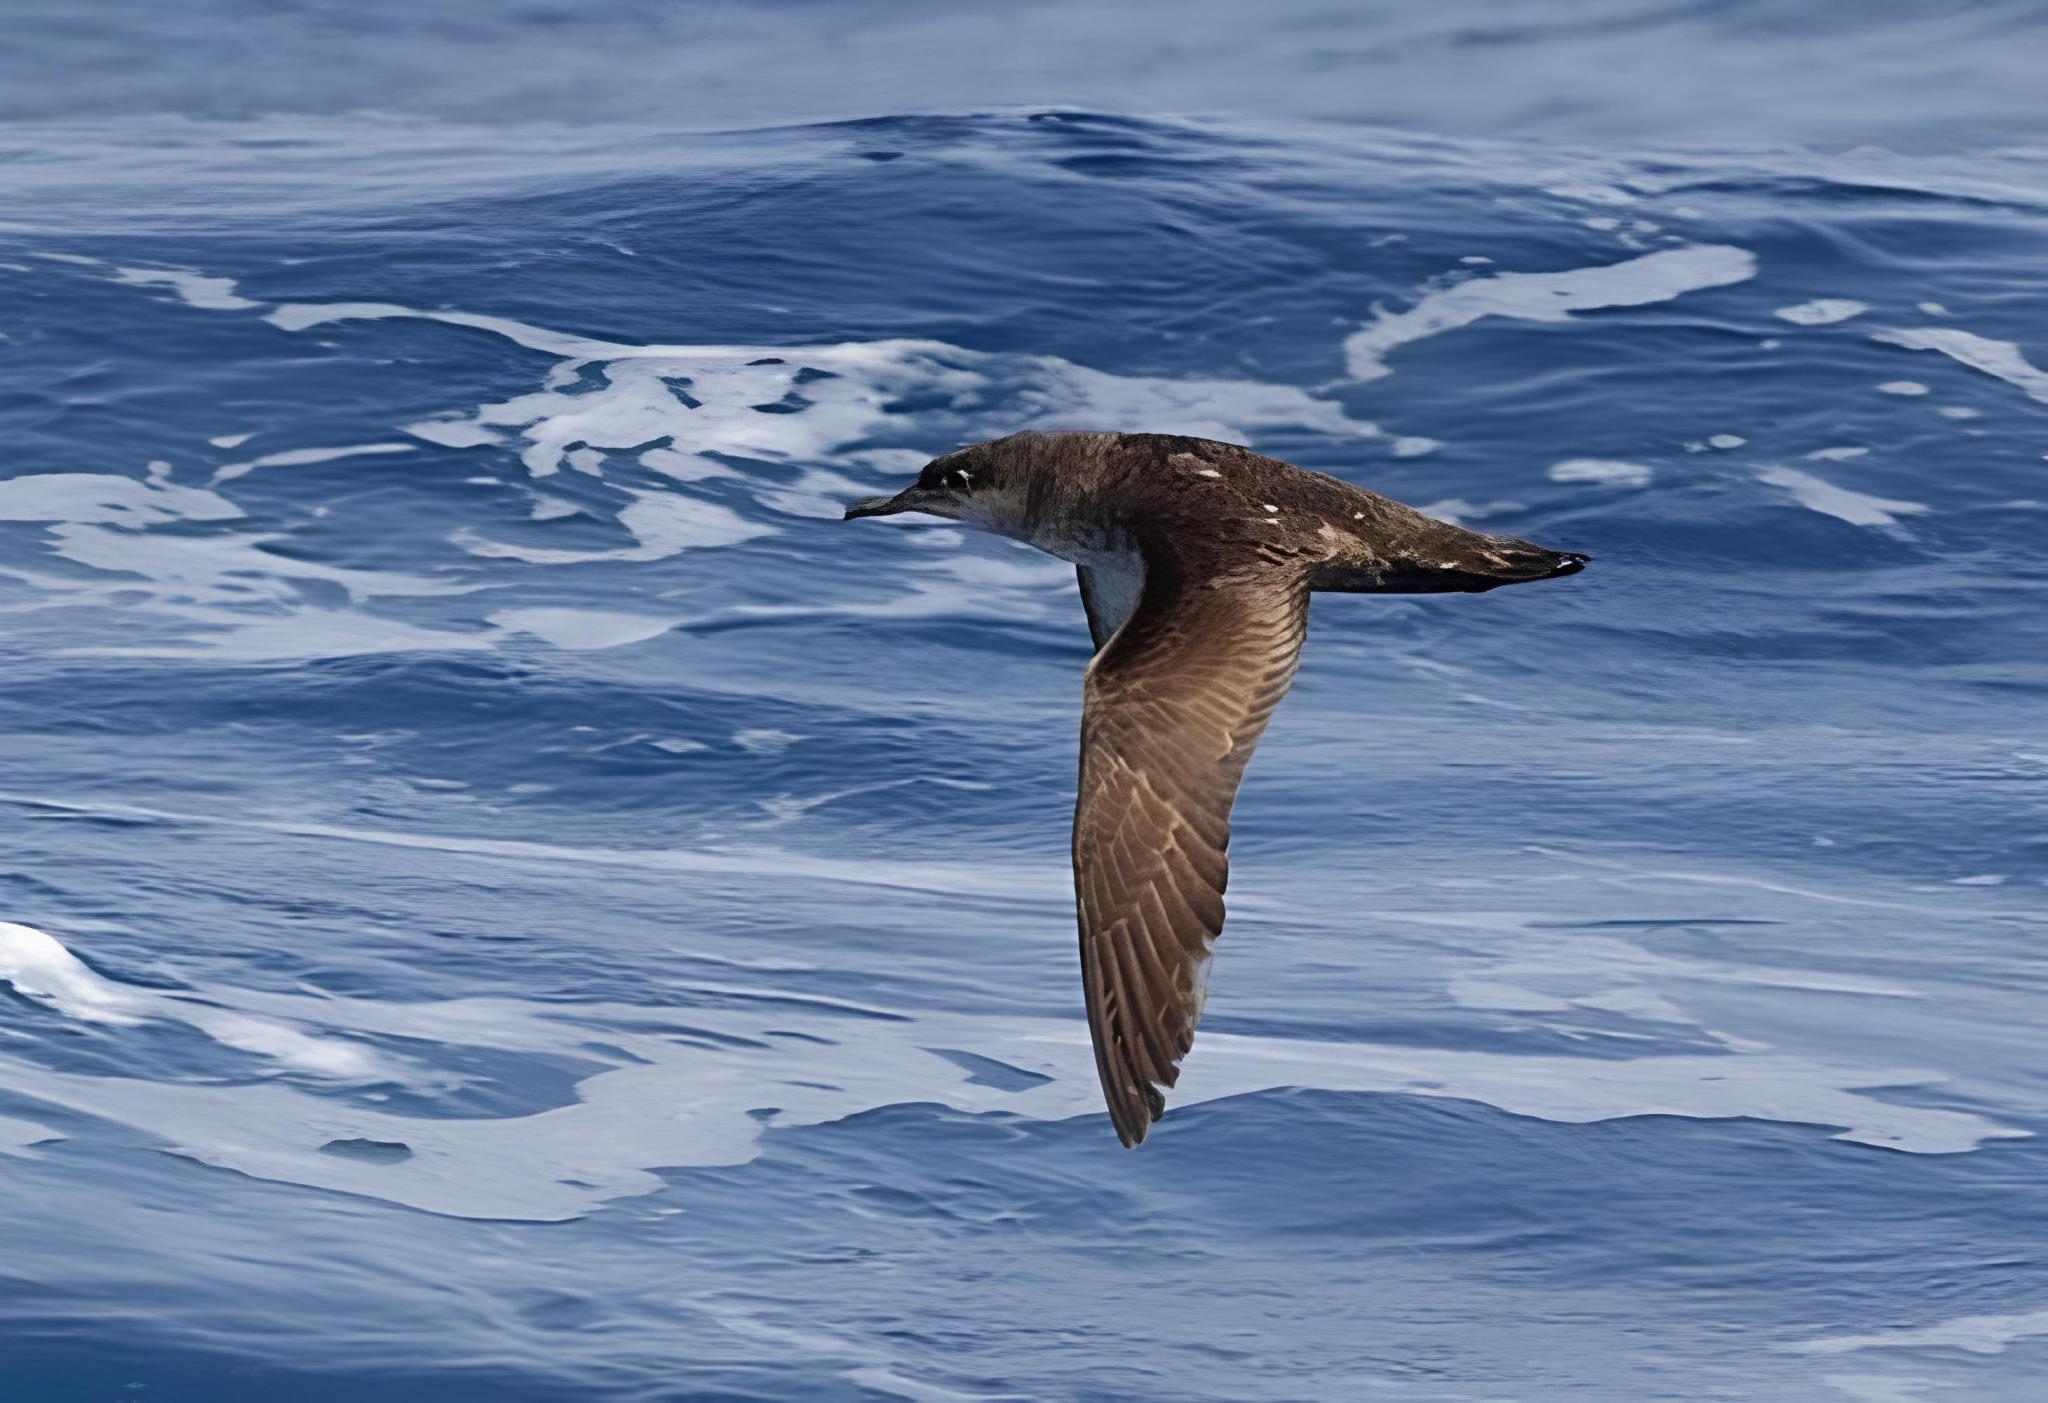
846;431;1586;1145
921;432;1584;640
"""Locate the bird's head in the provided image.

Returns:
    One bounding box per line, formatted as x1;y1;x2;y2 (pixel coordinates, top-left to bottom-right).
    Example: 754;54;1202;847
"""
842;432;1079;537
842;441;1006;525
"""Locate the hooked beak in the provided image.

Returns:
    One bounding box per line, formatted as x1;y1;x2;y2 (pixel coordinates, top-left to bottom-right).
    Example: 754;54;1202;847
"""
843;486;949;521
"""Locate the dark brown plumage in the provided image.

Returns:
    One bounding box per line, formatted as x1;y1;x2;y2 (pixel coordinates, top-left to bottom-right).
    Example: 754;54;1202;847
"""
846;431;1587;1146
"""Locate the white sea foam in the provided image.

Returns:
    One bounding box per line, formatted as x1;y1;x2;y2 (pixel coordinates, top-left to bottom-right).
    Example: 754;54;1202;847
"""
489;607;677;650
0;1113;62;1157
1757;467;1930;528
1548;458;1653;487
0;466;503;659
1342;245;1756;381
0;922;151;1025
0;922;396;1079
214;442;415;483
271;299;1375;483
1877;381;1930;396
0;913;2017;1221
1774;299;1869;326
454;490;773;564
1392;435;1440;457
1417;497;1522;524
111;265;261;312
30;261;1380;656
1872;327;2048;404
46;522;477;606
0;471;243;527
1785;1309;2048;1357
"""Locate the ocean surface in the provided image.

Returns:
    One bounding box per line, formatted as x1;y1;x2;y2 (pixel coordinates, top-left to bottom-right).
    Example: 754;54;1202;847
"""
3;4;2047;1400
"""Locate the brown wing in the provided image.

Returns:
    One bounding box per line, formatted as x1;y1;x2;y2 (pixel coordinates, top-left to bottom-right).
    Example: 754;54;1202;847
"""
1074;557;1309;1146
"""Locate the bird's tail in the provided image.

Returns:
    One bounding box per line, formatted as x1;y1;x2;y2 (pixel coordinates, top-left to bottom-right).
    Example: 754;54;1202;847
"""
1312;525;1589;595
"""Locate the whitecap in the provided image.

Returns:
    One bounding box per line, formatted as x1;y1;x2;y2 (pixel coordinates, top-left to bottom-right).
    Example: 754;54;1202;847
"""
488;608;678;651
1774;299;1868;326
0;471;242;527
1547;458;1652;487
266;300;1375;487
0;466;496;659
1756;467;1929;528
53;260;1385;647
45;522;475;605
1343;245;1756;382
111;265;261;312
407;419;502;449
0;922;397;1079
214;442;415;483
1872;327;2048;404
453;489;773;564
0;910;2019;1221
1417;497;1522;523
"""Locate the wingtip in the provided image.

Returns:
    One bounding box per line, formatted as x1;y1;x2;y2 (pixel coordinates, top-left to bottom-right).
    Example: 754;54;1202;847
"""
1107;1083;1163;1148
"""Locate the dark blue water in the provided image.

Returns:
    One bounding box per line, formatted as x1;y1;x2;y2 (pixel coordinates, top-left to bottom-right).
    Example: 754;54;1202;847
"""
3;5;2047;1400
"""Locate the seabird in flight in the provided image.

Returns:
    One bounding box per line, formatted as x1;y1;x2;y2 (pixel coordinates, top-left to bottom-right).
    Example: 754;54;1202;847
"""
846;430;1587;1146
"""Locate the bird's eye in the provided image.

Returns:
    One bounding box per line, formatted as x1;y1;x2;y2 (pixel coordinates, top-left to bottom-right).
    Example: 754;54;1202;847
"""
944;468;972;492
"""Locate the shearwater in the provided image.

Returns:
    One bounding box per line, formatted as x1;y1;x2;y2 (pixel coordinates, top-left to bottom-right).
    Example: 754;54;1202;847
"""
847;430;1588;1145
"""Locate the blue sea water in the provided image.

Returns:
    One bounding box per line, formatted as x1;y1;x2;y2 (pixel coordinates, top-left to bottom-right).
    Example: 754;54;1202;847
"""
2;4;2047;1400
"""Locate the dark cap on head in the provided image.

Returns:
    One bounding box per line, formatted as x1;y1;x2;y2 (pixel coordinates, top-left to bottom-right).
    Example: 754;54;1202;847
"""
842;444;993;520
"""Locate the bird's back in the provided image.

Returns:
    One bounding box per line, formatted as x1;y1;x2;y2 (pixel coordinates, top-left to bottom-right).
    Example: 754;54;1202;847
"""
1041;433;1587;593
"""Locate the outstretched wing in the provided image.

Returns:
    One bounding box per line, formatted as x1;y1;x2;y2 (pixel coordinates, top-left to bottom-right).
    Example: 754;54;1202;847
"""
1074;559;1309;1146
